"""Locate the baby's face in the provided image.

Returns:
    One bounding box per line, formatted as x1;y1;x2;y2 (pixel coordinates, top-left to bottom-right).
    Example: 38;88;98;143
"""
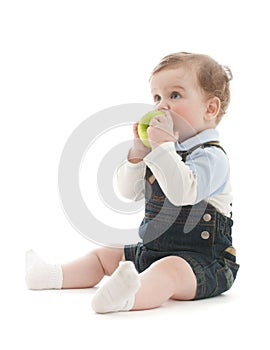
150;66;210;140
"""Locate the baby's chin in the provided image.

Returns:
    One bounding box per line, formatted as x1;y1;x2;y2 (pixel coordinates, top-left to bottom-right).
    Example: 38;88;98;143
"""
175;125;198;143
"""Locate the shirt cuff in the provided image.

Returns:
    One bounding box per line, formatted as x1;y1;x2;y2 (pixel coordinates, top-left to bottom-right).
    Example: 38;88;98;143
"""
125;159;145;168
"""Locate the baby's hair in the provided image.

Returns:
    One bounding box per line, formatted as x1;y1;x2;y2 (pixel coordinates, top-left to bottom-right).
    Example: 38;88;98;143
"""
151;52;233;119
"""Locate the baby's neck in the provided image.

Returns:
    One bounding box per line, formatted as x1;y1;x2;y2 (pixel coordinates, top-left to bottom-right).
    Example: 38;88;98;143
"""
178;126;216;143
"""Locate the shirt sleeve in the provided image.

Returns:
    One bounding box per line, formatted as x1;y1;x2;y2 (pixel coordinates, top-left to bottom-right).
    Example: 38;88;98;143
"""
114;159;146;201
143;142;230;206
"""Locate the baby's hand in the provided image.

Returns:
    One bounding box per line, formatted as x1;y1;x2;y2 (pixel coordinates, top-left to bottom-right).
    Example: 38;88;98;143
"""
128;122;151;163
147;111;179;149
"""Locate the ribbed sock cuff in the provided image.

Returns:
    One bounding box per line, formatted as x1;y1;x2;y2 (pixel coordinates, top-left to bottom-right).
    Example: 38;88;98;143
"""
49;265;63;289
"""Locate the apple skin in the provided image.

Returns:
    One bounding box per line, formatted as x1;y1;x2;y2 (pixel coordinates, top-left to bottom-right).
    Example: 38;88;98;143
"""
138;110;165;148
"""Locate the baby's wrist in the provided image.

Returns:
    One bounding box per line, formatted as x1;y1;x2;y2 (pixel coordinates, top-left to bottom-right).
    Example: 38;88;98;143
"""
127;148;145;163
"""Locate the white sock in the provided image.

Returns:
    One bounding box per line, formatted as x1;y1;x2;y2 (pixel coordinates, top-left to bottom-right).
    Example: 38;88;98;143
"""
91;261;141;314
25;250;63;290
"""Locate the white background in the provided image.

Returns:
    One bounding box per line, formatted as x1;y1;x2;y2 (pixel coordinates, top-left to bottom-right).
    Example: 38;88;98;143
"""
1;0;269;349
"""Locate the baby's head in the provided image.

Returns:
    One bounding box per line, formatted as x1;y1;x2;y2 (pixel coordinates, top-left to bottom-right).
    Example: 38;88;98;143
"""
150;52;232;136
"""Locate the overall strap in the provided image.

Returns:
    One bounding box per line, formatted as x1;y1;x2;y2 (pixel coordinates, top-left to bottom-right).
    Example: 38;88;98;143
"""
178;141;226;163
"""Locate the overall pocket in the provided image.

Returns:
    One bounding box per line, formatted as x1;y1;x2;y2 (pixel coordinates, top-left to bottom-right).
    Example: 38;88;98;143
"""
210;248;240;297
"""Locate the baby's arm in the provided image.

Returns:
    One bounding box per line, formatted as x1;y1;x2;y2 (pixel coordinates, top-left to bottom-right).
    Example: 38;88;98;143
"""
115;160;146;201
115;122;149;201
144;142;230;206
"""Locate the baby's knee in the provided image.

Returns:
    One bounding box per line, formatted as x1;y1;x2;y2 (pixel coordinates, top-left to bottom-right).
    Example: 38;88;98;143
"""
151;256;194;279
93;247;125;276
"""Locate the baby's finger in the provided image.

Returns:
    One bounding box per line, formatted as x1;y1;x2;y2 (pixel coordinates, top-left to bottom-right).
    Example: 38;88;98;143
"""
162;110;173;121
149;117;160;127
133;122;140;138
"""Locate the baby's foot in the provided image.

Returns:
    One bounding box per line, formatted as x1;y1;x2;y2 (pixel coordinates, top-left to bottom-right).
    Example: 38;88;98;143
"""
91;261;140;313
25;250;63;290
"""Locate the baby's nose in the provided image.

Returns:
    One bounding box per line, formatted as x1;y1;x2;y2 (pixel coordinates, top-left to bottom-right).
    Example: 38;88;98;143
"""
157;100;170;110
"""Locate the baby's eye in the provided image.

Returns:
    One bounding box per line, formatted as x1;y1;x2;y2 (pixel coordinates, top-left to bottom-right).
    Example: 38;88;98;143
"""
153;95;161;103
171;91;181;99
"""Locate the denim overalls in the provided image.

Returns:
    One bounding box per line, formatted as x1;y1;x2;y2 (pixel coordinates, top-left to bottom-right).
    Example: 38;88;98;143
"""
124;142;240;299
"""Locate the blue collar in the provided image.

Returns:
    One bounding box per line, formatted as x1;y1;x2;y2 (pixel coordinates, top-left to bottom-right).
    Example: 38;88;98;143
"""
175;129;220;151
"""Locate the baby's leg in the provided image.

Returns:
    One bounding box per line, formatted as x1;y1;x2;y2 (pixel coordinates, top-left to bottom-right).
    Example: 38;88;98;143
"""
91;255;197;313
25;247;124;290
62;247;124;288
132;256;197;310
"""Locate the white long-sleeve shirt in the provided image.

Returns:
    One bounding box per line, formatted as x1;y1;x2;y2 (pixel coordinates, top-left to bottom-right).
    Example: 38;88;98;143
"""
115;129;233;218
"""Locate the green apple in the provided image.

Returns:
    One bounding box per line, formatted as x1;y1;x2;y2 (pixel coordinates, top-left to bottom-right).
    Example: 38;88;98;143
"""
138;110;165;148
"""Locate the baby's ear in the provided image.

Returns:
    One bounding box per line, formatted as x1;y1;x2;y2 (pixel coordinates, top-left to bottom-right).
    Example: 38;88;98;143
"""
204;97;221;121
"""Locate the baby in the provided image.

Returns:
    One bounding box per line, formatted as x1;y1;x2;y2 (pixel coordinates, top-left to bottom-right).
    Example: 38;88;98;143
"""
26;52;239;313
